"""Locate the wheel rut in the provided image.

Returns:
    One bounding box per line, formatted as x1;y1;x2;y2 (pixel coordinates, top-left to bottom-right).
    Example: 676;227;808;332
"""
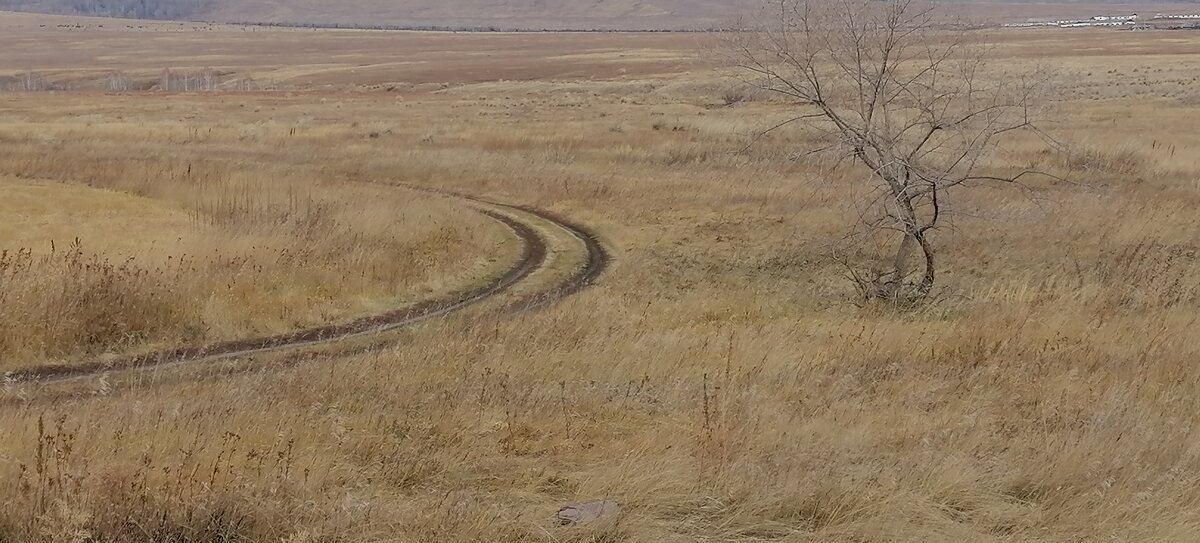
3;191;609;387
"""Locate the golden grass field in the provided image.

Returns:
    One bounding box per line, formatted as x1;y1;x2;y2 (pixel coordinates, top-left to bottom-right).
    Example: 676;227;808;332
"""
6;11;1200;542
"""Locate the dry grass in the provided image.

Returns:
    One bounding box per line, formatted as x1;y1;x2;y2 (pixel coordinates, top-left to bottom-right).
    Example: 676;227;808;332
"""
0;118;513;368
0;14;702;89
1;1;1190;30
5;22;1200;542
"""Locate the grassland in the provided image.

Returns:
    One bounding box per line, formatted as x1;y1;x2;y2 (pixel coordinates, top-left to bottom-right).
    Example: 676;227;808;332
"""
5;15;1200;542
0;102;518;368
0;12;702;90
1;0;1192;30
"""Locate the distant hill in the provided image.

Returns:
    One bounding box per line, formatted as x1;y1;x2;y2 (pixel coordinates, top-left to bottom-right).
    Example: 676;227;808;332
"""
2;0;1198;30
0;0;212;20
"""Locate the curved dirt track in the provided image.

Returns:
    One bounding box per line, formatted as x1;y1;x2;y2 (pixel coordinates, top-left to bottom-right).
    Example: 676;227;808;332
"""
503;208;608;312
4;193;609;386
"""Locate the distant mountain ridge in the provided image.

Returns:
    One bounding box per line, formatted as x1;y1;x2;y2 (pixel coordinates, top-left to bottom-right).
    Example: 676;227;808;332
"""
1;0;212;20
2;0;1198;30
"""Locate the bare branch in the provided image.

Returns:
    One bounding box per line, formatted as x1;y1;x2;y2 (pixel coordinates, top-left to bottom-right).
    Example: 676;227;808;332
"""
728;0;1056;302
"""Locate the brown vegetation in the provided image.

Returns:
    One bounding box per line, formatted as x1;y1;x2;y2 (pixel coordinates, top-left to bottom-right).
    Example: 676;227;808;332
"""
1;1;1192;30
0;122;513;368
3;17;1200;542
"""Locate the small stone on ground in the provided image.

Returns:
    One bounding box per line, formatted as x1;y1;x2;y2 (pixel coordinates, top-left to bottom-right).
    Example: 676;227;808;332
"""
556;500;621;525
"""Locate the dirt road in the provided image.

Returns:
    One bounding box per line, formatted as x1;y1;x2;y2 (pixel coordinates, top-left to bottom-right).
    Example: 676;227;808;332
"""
2;192;608;388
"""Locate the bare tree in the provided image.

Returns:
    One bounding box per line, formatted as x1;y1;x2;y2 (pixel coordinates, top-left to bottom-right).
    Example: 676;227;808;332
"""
730;0;1048;302
234;76;262;92
159;68;173;92
14;70;49;92
105;70;131;92
197;67;217;91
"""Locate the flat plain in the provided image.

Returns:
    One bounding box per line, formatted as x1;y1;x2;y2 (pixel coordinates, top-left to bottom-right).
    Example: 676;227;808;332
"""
5;11;1200;542
2;0;1191;29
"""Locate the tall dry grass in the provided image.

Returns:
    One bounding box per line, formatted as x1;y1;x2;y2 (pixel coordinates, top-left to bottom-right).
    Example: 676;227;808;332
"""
0;123;511;368
5;32;1200;542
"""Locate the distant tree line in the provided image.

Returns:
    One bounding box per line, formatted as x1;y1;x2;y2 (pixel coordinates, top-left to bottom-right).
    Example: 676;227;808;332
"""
0;0;211;19
0;71;54;92
231;20;723;32
0;0;725;31
0;68;269;92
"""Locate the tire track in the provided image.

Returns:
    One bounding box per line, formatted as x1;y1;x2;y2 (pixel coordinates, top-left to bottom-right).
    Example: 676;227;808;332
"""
396;185;608;312
501;206;608;313
3;195;608;387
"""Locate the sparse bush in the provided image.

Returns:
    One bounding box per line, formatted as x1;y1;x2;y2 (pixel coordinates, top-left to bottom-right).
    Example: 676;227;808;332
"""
0;415;297;542
0;241;197;361
719;85;755;106
1065;143;1149;175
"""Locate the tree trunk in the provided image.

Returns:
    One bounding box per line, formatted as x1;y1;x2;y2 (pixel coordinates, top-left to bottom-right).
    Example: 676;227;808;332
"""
891;233;916;280
887;229;936;300
913;231;936;297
